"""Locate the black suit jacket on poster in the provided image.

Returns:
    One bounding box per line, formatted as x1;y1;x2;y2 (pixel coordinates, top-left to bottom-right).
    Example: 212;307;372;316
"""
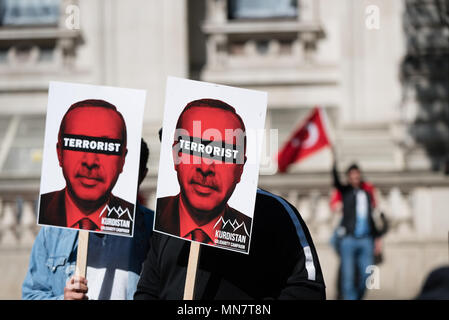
38;188;135;231
155;194;252;243
135;189;326;300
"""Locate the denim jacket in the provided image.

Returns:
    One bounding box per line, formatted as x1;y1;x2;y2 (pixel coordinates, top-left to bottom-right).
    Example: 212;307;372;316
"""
22;204;154;300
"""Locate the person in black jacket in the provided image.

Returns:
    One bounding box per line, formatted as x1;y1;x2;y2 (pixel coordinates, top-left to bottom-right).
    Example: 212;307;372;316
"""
331;148;380;300
135;187;325;300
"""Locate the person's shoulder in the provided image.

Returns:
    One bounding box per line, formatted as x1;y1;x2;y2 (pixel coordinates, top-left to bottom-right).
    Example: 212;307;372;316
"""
255;188;296;213
155;194;179;217
154;194;180;235
45;225;78;237
37;225;78;246
254;189;318;259
108;194;135;222
361;181;375;192
254;188;306;227
137;203;154;216
136;203;155;229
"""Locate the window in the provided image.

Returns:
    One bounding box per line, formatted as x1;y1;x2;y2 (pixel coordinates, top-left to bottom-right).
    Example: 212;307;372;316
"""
228;0;298;20
0;0;81;69
0;0;60;27
0;115;45;175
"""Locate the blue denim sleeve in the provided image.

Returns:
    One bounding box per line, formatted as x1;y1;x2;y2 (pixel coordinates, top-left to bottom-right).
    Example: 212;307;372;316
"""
22;227;64;300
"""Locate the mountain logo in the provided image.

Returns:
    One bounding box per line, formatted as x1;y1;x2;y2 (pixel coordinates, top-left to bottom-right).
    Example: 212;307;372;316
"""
99;205;133;221
213;216;250;236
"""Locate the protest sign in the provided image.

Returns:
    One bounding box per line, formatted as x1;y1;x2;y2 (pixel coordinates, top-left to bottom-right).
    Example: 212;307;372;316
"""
154;77;267;255
37;81;146;238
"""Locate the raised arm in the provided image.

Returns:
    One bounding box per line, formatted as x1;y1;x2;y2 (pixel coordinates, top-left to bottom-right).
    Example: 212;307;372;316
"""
331;146;344;191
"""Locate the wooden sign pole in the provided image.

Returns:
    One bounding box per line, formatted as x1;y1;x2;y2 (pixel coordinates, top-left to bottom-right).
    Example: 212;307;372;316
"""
75;230;89;277
183;241;201;300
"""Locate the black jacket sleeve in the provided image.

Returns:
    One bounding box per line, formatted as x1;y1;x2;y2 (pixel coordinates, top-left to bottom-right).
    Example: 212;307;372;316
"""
134;232;162;300
273;197;326;300
332;162;344;191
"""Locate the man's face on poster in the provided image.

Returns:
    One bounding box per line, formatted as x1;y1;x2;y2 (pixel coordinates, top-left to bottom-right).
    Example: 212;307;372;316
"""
57;106;127;205
173;106;246;214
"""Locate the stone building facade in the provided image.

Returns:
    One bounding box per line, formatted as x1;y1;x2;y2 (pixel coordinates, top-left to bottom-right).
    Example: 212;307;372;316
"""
0;0;447;299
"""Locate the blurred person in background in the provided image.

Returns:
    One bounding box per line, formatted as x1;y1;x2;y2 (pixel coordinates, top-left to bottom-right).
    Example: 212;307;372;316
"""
22;139;154;300
330;147;384;300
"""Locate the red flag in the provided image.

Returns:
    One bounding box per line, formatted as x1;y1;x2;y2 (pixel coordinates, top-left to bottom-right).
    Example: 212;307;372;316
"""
277;107;331;173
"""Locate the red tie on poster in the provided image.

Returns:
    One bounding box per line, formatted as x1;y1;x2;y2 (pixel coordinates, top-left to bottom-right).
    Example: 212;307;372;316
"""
277;107;331;173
